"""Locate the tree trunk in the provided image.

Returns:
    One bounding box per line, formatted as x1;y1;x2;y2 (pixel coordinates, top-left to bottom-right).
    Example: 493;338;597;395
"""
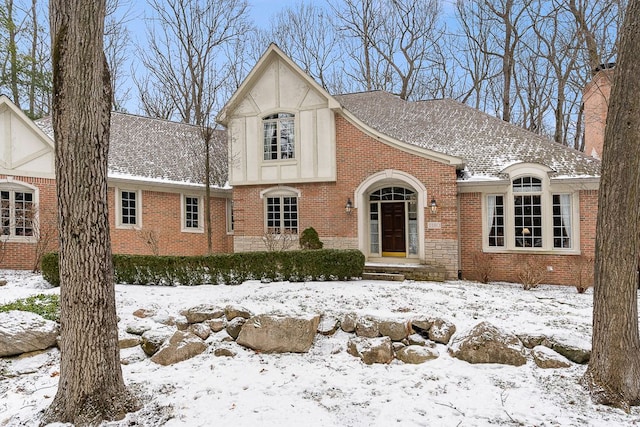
583;0;640;411
44;0;138;424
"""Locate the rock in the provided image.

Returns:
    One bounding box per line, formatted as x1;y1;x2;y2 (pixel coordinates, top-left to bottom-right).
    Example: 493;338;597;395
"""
150;331;207;366
347;336;394;365
0;311;59;357
410;318;434;335
544;337;591;364
317;316;340;336
392;342;406;352
406;333;427;346
237;314;321;353
378;319;410;341
532;346;572;369
224;304;253;321
206;318;226;333
175;317;190;331
341;313;358;333
355;317;380;338
396;345;439;364
119;333;142;349
213;347;236;357
180;304;225;324
517;333;547;349
449;321;527;366
133;308;156;318
140;328;173;356
226;317;246;340
0;279;7;286
189;323;211;340
125;320;154;336
428;318;456;345
153;315;176;327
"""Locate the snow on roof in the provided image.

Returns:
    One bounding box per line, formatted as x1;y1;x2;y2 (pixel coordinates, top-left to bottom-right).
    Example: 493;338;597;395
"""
335;91;601;180
36;113;228;187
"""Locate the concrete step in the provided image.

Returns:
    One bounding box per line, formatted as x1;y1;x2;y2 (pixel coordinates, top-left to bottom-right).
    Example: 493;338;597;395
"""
362;272;405;281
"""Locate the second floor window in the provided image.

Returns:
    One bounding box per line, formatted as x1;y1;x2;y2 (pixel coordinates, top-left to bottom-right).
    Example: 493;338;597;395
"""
263;113;295;160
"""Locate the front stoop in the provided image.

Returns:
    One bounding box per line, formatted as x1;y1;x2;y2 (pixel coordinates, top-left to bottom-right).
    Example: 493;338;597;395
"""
363;263;447;282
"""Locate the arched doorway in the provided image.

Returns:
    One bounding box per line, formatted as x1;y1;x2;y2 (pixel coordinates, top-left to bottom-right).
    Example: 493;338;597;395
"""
369;187;418;257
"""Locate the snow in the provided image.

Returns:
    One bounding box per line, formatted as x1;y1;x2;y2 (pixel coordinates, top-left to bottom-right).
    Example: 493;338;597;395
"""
1;270;639;426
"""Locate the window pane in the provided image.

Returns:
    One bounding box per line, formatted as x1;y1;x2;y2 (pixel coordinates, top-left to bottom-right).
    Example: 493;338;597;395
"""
280;118;295;159
14;192;34;236
514;194;542;247
1;191;10;235
121;191;137;225
488;195;505;247
553;194;572;248
263;121;278;160
266;197;280;232
185;196;199;228
370;203;379;253
513;176;542;192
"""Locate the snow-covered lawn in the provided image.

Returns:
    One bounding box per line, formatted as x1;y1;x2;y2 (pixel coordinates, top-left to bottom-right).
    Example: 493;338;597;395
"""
1;270;639;426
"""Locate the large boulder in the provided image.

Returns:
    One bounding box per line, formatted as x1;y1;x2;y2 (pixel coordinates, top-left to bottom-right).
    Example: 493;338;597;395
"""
236;314;321;353
428;318;456;345
141;328;173;356
341;313;358;333
544;337;591;364
355;317;380;338
225;317;246;340
0;311;59;357
189;323;211;340
378;319;410;341
532;346;572;369
180;304;225;324
224;304;253;321
317;316;341;336
347;336;394;365
449;321;527;366
395;345;439;364
150;331;207;366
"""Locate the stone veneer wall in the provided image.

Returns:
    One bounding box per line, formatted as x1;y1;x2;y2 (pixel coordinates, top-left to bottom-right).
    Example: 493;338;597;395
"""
424;239;459;280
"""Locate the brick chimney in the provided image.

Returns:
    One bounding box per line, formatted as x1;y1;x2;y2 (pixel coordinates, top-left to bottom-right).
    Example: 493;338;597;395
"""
582;64;614;159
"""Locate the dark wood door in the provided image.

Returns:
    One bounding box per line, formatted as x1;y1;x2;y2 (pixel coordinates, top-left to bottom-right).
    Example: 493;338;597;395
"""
382;202;406;254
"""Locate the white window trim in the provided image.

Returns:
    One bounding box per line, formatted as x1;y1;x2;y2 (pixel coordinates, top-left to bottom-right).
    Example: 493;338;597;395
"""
481;171;580;255
181;194;204;233
0;178;39;243
115;187;142;230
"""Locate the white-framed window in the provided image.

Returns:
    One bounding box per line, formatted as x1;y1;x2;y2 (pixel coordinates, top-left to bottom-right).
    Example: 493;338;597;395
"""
116;188;141;229
181;195;203;233
226;198;234;234
263;112;295;160
0;184;36;240
260;187;300;234
484;173;577;252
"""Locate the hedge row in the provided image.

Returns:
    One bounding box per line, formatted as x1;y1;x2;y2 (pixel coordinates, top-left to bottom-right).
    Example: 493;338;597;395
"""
41;249;365;287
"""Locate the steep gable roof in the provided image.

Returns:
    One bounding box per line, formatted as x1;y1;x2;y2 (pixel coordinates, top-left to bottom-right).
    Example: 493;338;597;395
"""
335;91;600;180
36;113;227;187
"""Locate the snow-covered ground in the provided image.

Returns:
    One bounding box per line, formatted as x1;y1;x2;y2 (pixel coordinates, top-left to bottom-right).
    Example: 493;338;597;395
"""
1;269;639;426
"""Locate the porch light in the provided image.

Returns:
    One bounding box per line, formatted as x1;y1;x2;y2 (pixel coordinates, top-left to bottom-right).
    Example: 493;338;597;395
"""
345;198;353;214
430;198;437;214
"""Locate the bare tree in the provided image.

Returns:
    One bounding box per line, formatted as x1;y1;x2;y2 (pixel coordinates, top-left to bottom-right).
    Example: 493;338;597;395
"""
44;0;138;423
137;0;248;252
105;0;132;111
582;0;640;410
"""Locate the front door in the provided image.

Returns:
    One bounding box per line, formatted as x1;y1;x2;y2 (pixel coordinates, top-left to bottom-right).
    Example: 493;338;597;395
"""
381;202;406;256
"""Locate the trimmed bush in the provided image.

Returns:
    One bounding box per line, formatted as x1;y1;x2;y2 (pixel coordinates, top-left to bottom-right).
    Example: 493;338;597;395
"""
41;249;365;287
299;227;323;250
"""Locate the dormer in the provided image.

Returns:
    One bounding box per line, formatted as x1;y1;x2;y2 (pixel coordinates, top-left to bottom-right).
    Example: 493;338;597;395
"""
217;44;340;186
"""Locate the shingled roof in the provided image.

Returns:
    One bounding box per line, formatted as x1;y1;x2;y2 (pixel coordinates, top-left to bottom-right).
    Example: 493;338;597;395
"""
36;113;227;187
335;91;601;180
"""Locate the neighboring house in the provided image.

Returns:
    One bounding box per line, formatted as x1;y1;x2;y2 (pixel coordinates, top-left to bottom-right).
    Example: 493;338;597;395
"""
583;64;615;160
217;44;601;285
0;94;232;270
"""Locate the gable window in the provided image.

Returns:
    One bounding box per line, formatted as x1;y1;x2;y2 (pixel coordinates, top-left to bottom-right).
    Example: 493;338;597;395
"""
266;196;298;234
263;113;295;160
484;174;576;252
182;195;202;232
1;189;34;238
116;188;141;229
